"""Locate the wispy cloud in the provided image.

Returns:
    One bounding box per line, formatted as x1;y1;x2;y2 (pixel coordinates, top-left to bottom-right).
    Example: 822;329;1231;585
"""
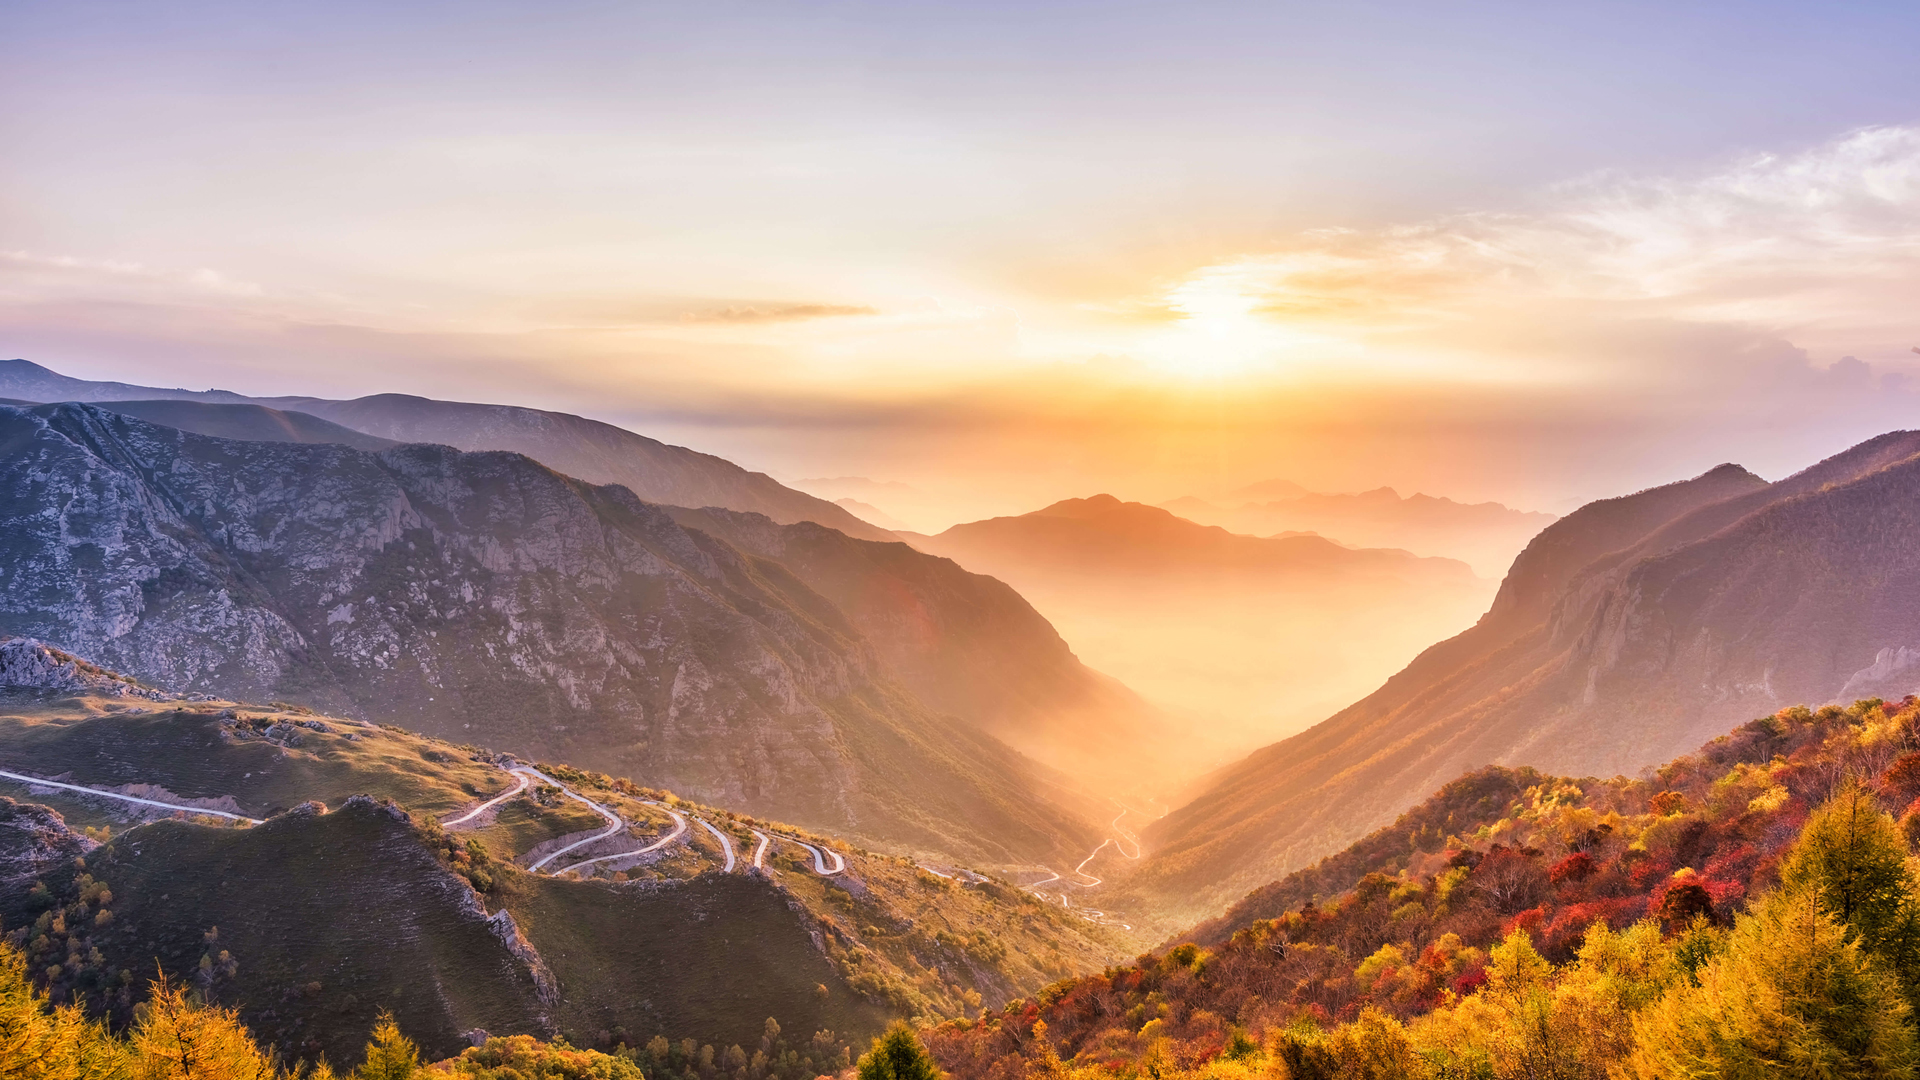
679;302;878;324
1134;126;1920;378
2;249;266;299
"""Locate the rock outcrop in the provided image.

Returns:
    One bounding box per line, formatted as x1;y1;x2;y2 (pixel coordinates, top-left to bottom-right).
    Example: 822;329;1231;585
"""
0;797;96;891
0;637;163;698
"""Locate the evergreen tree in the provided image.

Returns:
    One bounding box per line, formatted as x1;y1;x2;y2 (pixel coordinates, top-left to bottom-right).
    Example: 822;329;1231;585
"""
357;1013;422;1080
1625;885;1918;1079
855;1022;941;1080
1780;779;1920;1016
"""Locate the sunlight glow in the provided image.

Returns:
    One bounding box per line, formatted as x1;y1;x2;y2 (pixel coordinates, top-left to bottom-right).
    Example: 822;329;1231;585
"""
1143;272;1308;379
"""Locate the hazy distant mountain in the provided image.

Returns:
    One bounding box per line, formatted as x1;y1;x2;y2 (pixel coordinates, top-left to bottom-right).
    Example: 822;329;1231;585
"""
906;496;1493;778
1133;434;1920;921
0;359;892;542
833;497;912;531
916;495;1477;577
1229;478;1310;499
1165;487;1556;577
664;506;1178;797
0;401;1093;863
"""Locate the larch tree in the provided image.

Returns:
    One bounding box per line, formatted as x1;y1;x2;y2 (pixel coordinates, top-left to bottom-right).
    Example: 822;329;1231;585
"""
1625;884;1918;1079
1779;778;1920;1017
357;1013;423;1080
855;1022;942;1080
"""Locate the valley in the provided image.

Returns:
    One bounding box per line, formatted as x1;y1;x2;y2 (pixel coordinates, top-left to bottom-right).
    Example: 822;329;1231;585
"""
906;495;1496;772
12;8;1920;1075
10;363;1920;1074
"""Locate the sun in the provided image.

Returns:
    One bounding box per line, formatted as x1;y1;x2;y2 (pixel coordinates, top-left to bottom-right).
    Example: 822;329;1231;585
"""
1141;276;1288;379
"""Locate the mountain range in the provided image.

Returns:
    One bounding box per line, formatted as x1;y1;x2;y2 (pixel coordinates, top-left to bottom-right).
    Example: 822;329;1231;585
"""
1163;486;1556;577
1127;432;1920;921
0;399;1103;864
0;359;892;542
906;496;1495;774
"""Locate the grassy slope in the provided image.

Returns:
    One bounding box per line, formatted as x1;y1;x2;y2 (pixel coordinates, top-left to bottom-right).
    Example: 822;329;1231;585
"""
0;689;1131;1065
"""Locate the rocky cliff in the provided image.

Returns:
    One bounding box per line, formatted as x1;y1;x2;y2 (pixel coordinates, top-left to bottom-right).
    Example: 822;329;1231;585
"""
0;637;166;698
0;402;1087;861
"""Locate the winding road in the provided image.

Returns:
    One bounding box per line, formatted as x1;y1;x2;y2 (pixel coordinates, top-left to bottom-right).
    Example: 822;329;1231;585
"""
776;835;845;875
696;818;737;872
516;767;627;871
440;770;532;827
0;768;265;824
442;765;849;879
550;799;690;874
1020;800;1148;930
8;754;856;885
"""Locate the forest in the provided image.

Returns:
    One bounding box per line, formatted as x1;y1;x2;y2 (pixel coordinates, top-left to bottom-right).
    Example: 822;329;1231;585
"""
925;696;1920;1078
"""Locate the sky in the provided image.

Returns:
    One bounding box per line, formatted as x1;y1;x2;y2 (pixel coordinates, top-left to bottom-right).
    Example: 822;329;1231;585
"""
6;0;1920;526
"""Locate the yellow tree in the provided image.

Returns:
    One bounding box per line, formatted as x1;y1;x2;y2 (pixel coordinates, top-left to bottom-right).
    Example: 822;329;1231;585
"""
0;941;129;1080
128;973;279;1080
357;1013;422;1080
1625;885;1917;1079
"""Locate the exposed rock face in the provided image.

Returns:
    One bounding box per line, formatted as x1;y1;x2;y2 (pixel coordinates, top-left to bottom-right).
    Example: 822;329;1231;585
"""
0;403;1087;860
0;797;95;891
0;637;160;698
1137;434;1920;919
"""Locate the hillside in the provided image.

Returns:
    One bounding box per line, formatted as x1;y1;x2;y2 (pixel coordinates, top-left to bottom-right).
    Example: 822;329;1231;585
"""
0;402;1093;865
1134;433;1920;922
1162;487;1556;577
925;694;1920;1080
0;658;1133;1065
0;359;891;542
663;507;1177;797
907;496;1493;776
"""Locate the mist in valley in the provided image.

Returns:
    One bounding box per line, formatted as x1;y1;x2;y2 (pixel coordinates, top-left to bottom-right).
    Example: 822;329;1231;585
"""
906;494;1509;785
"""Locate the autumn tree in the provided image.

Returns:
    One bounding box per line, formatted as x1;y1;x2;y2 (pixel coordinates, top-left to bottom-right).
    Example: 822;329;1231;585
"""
128;972;280;1080
0;939;127;1080
1625;885;1917;1079
855;1022;941;1080
358;1012;423;1080
1779;779;1920;1015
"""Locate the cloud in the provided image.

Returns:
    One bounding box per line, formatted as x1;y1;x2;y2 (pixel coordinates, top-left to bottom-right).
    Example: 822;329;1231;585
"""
678;302;879;324
1134;125;1920;381
2;249;266;301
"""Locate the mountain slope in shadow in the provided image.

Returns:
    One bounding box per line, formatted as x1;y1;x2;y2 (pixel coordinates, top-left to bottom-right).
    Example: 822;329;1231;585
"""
665;506;1178;797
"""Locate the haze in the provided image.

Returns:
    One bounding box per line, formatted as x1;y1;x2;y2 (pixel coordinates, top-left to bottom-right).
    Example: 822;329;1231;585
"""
8;0;1920;758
